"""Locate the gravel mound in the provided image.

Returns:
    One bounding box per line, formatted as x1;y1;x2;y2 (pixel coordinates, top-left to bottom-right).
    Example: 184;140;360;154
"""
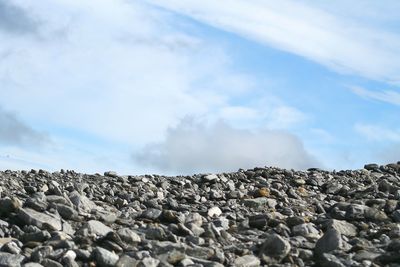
1;163;400;267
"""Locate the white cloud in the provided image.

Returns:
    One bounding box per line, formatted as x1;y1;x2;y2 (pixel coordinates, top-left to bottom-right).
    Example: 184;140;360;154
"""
0;0;257;145
0;0;312;173
266;106;307;129
349;86;400;106
133;117;319;174
354;123;400;142
147;0;400;83
216;96;307;131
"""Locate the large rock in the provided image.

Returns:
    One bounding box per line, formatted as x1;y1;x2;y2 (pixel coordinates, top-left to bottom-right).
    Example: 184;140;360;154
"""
17;208;62;231
259;234;291;262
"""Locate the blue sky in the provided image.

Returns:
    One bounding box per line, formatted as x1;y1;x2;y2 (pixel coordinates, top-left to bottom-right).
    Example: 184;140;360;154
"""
0;0;400;174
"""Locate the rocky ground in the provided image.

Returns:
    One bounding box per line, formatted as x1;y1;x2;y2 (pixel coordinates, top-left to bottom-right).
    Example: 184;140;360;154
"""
1;163;400;267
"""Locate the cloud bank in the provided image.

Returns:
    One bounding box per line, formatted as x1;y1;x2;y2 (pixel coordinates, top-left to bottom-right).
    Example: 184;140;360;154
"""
134;118;318;174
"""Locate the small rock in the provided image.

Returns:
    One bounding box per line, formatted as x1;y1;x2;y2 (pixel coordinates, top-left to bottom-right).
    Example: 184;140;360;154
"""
0;251;24;267
31;246;53;262
353;250;381;261
392;210;400;222
40;259;63;267
242;198;276;210
254;188;270;197
315;228;345;256
77;220;113;237
0;241;21;254
137;257;160;267
179;258;194;266
0;197;21;215
116;255;138;267
141;209;162;221
117;228;141;244
203;174;218;182
234;254;261;267
364;163;379;170
319;253;345;267
93;247;119;267
185;213;203;227
292;223;320;238
189;257;224;267
104;171;118;178
207;207;222;218
54;204;78;220
68;191;97;212
326;219;357;237
294;179;306;186
23;263;44;267
345;204;367;221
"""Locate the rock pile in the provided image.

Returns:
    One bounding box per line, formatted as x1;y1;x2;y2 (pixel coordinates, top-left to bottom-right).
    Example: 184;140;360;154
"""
0;163;400;267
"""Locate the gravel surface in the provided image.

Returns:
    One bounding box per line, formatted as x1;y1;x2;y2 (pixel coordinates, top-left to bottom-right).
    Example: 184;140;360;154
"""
1;162;400;266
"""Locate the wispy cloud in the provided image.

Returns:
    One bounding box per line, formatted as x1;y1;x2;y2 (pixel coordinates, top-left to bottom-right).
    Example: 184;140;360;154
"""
354;123;400;142
0;1;40;35
349;86;400;106
147;0;400;83
0;107;49;147
133;117;319;174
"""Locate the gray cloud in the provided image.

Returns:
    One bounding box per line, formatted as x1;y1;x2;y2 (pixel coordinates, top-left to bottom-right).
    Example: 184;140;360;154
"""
0;107;49;147
133;118;319;174
0;1;39;34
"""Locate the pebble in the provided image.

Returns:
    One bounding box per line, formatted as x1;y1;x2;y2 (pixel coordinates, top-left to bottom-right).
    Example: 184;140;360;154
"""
207;207;222;218
234;254;261;267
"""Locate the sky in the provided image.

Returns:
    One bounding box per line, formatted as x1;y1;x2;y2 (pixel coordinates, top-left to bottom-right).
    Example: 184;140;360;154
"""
0;0;399;175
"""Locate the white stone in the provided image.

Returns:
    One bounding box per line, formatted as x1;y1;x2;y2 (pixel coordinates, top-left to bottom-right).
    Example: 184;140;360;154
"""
207;207;222;218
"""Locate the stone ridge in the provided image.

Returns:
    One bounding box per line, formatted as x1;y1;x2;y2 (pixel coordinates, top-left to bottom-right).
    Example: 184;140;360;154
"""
0;162;399;266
